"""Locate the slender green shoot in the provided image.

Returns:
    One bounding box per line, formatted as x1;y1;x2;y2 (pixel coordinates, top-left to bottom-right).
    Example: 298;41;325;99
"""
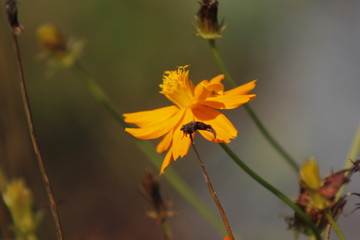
337;122;360;199
219;143;322;240
208;39;299;172
160;221;173;240
324;211;346;240
344;122;360;170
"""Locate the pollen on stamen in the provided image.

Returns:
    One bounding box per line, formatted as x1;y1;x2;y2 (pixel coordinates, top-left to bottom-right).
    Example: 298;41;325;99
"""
159;66;194;108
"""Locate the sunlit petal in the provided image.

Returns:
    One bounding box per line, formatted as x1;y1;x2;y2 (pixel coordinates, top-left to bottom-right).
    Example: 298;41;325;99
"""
203;94;255;109
125;109;185;139
123;105;179;127
202;74;224;95
160;149;174;174
193;80;210;103
192;105;237;142
123;66;256;174
172;109;193;160
156;131;173;153
202;80;257;109
224;80;257;96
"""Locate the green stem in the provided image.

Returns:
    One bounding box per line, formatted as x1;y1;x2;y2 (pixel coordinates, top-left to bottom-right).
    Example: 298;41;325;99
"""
337;122;360;199
219;143;322;240
325;211;346;240
208;39;299;172
344;123;360;170
160;221;173;240
73;62;125;126
310;235;317;240
71;62;226;236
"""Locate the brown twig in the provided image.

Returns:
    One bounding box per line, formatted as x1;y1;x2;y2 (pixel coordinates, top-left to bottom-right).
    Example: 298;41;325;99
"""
189;135;234;240
0;198;13;240
9;29;64;240
141;170;173;240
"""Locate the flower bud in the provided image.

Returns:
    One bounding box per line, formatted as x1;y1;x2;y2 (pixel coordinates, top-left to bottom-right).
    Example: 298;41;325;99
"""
37;24;84;67
195;0;226;39
37;24;66;55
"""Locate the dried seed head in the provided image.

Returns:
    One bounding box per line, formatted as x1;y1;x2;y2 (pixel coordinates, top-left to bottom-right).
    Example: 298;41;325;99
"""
5;0;24;34
195;0;226;39
140;170;173;223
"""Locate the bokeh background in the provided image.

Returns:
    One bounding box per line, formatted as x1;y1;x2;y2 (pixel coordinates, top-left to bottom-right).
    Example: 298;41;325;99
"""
1;0;360;239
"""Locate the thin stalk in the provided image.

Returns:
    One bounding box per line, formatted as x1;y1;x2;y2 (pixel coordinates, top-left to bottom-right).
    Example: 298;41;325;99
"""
208;39;299;172
219;143;322;240
337;123;360;199
324;211;346;240
190;136;234;240
71;62;226;235
324;224;331;240
344;123;360;170
10;34;64;240
0;199;13;240
160;221;173;240
310;235;317;240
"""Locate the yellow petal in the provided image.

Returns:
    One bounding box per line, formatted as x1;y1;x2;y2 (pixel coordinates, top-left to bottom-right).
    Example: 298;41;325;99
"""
300;157;321;190
171;109;194;160
192;105;237;142
123;105;179;127
207;74;225;92
160;149;174;174
224;80;257;96
203;94;256;109
193;80;210;103
156;131;173;153
124;108;184;139
202;80;257;109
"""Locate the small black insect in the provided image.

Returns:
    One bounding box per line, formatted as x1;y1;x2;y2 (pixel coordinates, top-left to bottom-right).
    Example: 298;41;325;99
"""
180;121;216;139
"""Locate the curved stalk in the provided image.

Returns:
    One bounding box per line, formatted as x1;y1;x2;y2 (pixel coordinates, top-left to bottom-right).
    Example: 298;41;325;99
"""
324;211;346;240
10;32;64;240
208;39;299;172
219;143;322;240
190;136;234;240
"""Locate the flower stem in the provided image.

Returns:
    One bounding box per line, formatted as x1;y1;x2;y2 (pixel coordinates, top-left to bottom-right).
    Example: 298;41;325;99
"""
160;221;173;240
345;122;360;170
324;211;346;240
190;137;234;240
337;122;360;199
310;235;317;240
208;39;299;172
71;62;226;236
10;33;64;240
219;143;322;240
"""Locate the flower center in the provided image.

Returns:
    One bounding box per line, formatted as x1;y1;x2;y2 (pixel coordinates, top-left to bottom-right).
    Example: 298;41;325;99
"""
160;66;194;108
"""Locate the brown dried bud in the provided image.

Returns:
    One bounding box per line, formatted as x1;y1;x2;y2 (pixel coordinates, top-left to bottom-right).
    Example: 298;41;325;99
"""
5;0;24;34
195;0;226;39
141;170;173;223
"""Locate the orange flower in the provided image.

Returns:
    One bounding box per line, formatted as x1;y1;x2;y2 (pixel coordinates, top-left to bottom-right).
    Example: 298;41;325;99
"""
123;66;256;174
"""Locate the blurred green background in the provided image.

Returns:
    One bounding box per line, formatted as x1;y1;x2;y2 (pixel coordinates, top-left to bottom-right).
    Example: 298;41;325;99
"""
1;0;360;239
